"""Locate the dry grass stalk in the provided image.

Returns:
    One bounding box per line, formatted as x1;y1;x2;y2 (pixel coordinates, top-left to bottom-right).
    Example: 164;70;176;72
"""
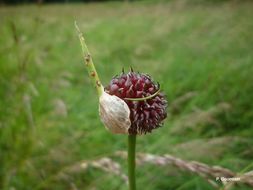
171;102;231;134
52;98;68;117
90;158;128;184
115;151;253;188
170;91;198;113
56;157;128;184
23;94;35;129
171;136;243;160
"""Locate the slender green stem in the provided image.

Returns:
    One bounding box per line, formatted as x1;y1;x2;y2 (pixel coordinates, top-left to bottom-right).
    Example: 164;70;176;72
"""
75;21;103;97
128;135;136;190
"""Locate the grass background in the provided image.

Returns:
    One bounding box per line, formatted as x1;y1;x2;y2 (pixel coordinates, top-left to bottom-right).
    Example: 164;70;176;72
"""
1;0;253;189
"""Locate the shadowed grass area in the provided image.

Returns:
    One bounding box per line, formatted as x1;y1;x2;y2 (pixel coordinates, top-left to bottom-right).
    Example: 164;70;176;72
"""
0;0;253;189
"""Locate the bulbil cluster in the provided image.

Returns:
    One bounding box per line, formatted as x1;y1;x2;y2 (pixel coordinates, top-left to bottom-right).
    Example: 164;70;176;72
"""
105;69;167;135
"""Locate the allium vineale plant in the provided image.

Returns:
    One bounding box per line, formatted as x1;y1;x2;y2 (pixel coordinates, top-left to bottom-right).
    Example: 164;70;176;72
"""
76;22;167;190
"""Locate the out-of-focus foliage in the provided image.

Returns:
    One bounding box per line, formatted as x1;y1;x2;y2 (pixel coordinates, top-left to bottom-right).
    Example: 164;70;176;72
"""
0;0;245;5
0;0;253;189
1;0;134;5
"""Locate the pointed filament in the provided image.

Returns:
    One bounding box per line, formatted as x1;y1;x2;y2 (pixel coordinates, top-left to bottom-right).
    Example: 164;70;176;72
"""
124;89;161;101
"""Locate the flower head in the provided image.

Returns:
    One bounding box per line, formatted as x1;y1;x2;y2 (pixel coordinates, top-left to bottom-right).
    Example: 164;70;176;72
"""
103;69;167;135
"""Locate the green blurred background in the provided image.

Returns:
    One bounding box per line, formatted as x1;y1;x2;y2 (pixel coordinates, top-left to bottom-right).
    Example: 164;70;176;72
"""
1;0;253;189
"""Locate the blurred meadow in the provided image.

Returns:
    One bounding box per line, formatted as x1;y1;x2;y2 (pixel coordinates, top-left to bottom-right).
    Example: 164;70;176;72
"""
1;0;253;189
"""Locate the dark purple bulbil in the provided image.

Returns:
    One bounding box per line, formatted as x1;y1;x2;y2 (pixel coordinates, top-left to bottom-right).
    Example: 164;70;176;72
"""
105;70;167;135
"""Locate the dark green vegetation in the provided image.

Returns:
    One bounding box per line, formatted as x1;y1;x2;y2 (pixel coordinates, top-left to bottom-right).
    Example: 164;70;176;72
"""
1;0;129;5
1;0;253;189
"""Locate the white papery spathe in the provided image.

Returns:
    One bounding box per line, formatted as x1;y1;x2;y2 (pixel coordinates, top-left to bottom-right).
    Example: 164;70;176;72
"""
99;91;131;134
